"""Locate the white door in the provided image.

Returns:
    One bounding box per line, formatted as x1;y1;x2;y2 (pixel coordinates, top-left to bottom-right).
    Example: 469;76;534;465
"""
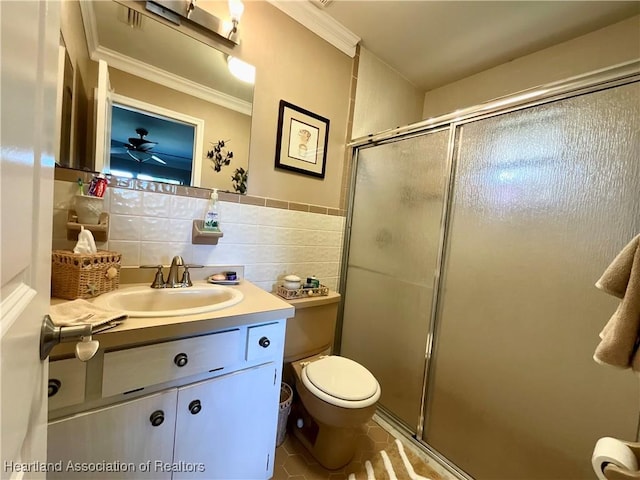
0;1;60;477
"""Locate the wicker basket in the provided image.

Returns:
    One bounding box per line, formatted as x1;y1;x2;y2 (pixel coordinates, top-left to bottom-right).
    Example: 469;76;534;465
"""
51;250;122;300
276;284;329;299
276;383;293;446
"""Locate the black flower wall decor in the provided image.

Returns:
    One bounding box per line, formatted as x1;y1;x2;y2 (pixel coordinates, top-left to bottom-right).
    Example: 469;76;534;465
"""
207;140;233;172
231;167;248;194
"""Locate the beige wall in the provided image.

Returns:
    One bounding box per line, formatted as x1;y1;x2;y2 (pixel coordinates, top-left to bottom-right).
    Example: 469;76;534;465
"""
352;47;424;140
108;67;251;193
422;15;640;119
231;1;352;209
60;0;92;99
60;0;93;168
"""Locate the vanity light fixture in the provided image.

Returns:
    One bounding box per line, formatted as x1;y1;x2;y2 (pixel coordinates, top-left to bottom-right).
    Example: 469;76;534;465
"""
145;0;245;45
227;55;255;84
227;0;244;41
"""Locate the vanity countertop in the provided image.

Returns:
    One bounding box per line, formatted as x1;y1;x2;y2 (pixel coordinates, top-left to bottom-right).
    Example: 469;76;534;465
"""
50;280;294;360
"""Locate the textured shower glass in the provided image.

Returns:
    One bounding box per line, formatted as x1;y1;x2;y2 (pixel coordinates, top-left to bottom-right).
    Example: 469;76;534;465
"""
422;82;640;479
341;129;450;428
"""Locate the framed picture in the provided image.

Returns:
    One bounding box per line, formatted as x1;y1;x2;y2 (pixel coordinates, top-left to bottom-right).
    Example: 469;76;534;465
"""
274;100;330;179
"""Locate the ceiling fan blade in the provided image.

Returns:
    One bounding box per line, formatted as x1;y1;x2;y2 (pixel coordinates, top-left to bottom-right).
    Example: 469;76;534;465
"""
130;142;157;151
126;150;148;163
151;155;166;165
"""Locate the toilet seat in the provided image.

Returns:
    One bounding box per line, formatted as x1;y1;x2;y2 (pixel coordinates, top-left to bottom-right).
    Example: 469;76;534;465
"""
301;356;380;409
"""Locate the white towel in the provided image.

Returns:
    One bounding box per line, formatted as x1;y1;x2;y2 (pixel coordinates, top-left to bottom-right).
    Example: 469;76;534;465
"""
49;299;127;328
594;234;640;371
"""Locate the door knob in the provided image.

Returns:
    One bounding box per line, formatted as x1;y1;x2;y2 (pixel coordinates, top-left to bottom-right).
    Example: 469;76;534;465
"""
258;336;270;348
188;399;202;415
48;379;61;397
174;353;189;367
40;315;97;361
149;410;165;427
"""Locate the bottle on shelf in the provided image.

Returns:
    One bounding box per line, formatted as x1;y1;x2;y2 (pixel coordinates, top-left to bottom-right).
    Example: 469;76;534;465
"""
203;189;221;232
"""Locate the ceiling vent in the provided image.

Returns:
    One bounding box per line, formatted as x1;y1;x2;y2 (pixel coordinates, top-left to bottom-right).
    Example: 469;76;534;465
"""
309;0;333;9
117;5;144;29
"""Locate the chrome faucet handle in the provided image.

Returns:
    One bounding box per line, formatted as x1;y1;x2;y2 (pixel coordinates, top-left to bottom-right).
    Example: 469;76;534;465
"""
140;264;165;288
180;264;204;287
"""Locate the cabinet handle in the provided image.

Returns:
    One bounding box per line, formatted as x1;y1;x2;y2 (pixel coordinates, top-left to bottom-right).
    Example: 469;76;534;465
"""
174;353;189;367
48;379;61;397
149;410;165;427
258;336;271;348
188;399;202;415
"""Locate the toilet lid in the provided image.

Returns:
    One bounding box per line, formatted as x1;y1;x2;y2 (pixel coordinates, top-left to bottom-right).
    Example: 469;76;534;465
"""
304;356;378;401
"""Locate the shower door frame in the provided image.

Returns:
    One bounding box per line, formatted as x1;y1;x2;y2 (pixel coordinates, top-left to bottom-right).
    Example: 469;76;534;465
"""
337;60;640;479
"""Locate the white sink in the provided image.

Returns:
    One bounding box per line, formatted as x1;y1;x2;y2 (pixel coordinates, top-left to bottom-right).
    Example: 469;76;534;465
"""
94;284;244;317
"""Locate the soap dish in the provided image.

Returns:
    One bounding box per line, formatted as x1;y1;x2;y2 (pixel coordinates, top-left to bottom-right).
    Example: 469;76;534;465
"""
192;220;223;245
206;275;240;286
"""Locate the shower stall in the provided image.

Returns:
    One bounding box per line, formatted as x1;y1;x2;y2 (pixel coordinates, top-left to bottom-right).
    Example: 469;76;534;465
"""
338;62;640;479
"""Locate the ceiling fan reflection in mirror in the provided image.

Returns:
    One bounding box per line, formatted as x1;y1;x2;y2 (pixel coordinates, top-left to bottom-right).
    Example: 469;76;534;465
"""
113;127;167;164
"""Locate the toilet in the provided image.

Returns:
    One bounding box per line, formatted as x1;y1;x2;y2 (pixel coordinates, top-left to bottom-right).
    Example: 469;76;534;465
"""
281;291;380;469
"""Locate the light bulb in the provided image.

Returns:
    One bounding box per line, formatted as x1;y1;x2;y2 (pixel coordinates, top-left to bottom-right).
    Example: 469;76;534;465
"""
228;0;244;21
227;56;255;84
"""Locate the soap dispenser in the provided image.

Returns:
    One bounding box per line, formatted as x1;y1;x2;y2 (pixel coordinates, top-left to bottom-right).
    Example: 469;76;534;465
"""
203;189;220;232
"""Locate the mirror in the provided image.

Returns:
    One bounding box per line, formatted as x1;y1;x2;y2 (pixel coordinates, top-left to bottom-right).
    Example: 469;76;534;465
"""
57;0;254;194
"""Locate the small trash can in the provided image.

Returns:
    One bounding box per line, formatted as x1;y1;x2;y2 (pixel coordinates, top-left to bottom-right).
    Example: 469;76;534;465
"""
277;383;293;446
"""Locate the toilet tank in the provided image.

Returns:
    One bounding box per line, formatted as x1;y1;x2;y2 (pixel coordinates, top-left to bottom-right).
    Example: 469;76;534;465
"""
280;291;341;363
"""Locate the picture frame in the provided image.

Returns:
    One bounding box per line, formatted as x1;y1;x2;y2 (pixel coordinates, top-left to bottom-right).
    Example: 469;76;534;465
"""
274;100;330;179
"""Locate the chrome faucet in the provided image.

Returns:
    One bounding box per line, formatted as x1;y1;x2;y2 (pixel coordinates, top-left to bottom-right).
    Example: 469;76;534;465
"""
166;255;185;288
140;257;203;288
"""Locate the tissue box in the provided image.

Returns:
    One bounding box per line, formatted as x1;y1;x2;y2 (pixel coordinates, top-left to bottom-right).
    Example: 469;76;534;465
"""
51;250;121;300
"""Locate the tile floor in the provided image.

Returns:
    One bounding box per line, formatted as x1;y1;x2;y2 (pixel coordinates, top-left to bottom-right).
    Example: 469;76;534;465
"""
272;418;446;480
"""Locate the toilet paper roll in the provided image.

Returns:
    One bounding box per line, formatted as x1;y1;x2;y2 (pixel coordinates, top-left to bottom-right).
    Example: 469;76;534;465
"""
592;437;639;480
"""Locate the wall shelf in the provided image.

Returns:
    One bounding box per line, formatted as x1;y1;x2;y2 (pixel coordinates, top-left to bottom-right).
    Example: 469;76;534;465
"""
66;210;109;242
192;220;223;245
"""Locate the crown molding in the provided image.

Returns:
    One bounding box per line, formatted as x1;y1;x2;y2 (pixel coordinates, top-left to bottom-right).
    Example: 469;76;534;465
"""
79;0;99;55
267;0;360;57
91;46;253;116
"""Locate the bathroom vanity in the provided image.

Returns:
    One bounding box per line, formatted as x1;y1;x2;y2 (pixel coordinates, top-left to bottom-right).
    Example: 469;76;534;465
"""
46;281;293;480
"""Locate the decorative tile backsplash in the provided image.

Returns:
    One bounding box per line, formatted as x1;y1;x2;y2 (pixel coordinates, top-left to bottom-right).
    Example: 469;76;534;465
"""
52;181;346;292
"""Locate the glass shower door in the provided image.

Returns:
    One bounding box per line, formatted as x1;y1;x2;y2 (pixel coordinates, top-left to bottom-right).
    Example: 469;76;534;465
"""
423;82;640;479
340;129;450;428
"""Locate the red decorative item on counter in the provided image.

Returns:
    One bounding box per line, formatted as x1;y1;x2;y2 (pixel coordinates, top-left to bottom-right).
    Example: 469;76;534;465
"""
88;174;108;198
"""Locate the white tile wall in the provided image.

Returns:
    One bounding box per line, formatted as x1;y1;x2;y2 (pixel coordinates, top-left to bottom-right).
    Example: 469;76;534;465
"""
109;215;141;241
52;181;346;292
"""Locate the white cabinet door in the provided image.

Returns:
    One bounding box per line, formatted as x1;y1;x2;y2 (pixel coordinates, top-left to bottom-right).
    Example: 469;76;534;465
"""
173;363;280;480
48;390;177;479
